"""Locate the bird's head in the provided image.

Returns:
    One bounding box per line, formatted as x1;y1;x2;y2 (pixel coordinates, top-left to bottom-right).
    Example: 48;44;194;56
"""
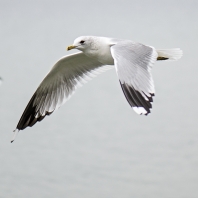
67;36;97;52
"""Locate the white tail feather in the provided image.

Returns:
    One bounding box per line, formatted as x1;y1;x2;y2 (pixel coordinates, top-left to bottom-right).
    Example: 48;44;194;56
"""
157;48;183;61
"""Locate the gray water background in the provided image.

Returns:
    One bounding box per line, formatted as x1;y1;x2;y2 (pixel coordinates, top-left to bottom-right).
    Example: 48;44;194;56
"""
0;0;198;197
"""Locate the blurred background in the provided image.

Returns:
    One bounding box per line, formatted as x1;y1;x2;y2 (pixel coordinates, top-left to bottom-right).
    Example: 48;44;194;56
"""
0;0;198;197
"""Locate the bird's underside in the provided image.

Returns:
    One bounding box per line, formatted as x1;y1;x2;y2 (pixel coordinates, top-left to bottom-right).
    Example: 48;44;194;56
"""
14;55;164;132
12;36;182;143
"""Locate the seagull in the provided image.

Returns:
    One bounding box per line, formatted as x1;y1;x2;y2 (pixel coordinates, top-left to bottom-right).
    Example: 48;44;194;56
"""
12;36;182;142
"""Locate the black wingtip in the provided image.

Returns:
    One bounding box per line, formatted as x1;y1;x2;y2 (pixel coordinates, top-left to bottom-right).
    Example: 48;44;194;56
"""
120;81;154;115
16;92;54;131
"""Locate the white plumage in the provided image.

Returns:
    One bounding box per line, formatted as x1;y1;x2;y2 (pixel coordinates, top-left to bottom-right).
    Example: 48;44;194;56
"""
12;36;182;142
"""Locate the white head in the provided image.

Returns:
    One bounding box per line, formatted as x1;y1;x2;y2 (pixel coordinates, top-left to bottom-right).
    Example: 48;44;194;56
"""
67;36;98;52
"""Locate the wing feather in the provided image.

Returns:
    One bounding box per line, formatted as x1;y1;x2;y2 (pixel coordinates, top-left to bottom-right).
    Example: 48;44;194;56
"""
111;41;157;115
16;52;112;131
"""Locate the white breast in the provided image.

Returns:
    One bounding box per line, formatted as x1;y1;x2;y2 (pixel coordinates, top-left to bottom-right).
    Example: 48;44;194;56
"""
97;45;114;65
84;37;115;65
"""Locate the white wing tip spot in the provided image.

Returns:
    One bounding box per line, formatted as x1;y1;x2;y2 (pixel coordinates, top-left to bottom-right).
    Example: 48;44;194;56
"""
133;107;148;115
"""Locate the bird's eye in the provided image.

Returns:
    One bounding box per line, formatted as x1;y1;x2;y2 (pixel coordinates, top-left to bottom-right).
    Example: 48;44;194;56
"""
80;40;85;44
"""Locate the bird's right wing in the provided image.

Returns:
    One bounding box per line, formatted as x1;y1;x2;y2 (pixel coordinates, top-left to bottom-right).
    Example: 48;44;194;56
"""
14;52;112;132
110;41;158;115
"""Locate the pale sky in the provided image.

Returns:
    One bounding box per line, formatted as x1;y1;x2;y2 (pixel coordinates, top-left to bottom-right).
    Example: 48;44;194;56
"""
0;1;198;197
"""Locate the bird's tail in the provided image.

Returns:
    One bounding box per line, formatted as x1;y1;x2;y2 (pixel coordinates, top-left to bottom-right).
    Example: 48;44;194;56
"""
156;48;183;61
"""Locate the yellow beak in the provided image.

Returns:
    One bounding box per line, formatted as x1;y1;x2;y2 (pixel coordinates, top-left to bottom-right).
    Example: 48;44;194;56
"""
67;45;76;51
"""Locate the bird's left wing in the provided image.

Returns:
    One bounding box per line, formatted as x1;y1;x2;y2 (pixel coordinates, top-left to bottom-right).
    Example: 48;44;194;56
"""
13;52;112;138
110;41;158;115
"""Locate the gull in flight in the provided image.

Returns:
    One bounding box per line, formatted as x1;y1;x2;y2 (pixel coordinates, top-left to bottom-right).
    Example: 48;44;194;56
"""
12;36;182;142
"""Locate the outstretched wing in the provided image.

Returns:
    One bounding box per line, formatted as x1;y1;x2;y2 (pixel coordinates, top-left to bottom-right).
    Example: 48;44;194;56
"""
15;52;112;131
110;41;158;115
